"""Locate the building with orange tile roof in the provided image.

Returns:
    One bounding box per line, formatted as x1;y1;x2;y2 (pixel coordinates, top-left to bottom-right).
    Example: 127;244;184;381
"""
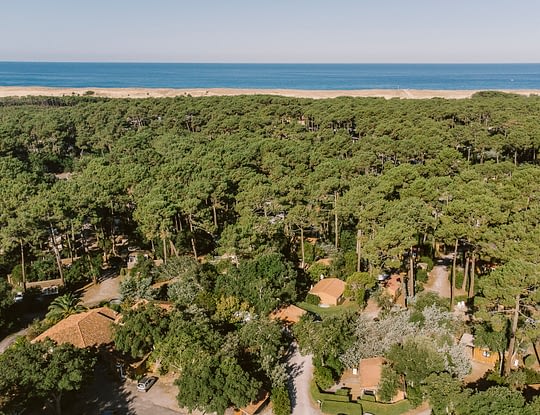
309;277;346;306
339;357;405;402
270;304;307;324
234;391;269;415
33;307;118;348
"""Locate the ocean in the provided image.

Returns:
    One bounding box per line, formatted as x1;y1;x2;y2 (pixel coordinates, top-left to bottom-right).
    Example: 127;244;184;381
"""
1;62;540;90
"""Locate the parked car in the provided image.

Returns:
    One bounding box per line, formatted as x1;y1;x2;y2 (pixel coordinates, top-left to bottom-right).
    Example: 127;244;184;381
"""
137;376;157;392
14;292;24;303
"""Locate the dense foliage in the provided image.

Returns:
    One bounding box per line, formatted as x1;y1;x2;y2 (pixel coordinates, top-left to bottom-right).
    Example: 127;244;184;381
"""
1;93;540;412
0;338;96;415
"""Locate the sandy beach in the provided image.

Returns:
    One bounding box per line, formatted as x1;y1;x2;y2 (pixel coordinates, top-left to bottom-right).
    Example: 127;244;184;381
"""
1;86;540;100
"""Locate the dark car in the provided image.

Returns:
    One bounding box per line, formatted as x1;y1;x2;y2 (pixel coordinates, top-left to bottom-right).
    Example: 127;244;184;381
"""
137;376;157;392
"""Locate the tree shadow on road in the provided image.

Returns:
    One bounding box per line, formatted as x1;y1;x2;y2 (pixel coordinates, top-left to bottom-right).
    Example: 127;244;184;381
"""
287;358;305;409
62;358;136;415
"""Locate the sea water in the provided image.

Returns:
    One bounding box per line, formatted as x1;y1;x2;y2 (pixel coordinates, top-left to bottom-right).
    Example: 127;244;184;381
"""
1;62;539;90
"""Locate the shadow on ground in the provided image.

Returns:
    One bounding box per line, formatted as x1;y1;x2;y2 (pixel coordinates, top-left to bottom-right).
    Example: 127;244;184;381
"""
62;358;136;415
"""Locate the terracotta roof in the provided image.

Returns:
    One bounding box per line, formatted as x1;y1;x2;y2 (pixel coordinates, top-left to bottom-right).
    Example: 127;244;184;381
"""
131;299;174;312
358;357;385;389
315;257;333;266
309;278;345;300
33;307;118;348
234;391;269;415
270;305;307;324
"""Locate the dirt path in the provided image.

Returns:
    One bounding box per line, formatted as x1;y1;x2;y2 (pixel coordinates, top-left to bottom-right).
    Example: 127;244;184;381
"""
424;258;451;298
288;344;322;415
80;274;122;307
402;402;431;415
363;297;380;319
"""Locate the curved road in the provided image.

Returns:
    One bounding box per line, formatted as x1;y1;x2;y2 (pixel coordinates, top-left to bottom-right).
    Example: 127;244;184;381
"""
0;327;28;353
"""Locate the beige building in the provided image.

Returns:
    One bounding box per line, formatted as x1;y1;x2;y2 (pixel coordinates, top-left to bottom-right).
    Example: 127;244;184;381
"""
309;277;346;306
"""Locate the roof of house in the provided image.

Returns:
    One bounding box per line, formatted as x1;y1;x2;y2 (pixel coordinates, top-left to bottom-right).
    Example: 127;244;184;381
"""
358;357;385;389
270;305;307;324
315;257;333;267
234;391;269;415
33;307;118;348
131;299;174;312
309;277;346;300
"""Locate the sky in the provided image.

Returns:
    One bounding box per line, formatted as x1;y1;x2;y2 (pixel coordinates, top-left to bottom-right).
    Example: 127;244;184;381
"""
2;0;540;63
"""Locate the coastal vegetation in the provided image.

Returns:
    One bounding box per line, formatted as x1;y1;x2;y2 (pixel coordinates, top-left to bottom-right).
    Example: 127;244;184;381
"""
1;92;540;413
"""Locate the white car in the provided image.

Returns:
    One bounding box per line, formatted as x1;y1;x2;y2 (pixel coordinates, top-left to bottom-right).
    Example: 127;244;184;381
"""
14;292;24;303
137;376;157;392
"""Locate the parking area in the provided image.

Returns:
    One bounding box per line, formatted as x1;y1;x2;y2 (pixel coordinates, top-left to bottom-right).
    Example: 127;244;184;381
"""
61;363;201;415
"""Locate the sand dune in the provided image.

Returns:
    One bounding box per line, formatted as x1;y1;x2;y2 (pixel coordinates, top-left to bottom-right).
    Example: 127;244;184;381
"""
1;86;540;100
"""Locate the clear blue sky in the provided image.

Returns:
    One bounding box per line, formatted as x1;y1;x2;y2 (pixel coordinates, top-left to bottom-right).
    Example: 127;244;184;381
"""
2;0;540;63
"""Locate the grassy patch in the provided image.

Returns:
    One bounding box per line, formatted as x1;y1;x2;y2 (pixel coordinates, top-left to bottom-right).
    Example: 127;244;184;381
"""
311;381;412;415
321;400;363;414
297;301;359;317
360;399;412;415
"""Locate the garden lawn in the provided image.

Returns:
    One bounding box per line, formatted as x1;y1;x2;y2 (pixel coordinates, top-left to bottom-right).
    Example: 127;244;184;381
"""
311;381;412;415
297;301;359;318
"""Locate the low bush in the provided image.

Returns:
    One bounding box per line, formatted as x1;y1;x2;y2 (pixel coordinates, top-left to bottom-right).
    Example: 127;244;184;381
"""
335;388;351;396
360;394;376;402
524;354;537;368
306;293;320;305
454;270;464;288
324;393;351;403
320;400;363;414
419;255;434;271
416;269;428;283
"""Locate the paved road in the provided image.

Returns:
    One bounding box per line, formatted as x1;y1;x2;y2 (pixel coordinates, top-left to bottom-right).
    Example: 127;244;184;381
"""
80;274;122;307
68;364;201;415
288;344;322;415
0;327;28;353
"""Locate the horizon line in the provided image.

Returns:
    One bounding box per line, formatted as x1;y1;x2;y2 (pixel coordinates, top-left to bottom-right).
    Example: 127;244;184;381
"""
2;60;540;65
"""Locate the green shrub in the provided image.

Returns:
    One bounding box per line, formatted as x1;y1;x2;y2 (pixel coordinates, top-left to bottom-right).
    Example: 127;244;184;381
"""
342;251;357;277
307;263;328;283
303;242;316;264
314;365;334;390
10;264;23;284
524;354;537;368
419;256;433;271
360;394;376;402
272;386;292;415
454;270;464;288
322;392;350;402
306;293;320;305
413;291;449;311
378;366;400;402
335;388;351;396
523;367;540;383
27;254;57;282
416;269;428;283
405;386;423;407
320;400;363;414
